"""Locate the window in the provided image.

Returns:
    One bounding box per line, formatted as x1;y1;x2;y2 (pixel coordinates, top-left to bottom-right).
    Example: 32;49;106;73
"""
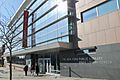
82;0;118;22
83;48;96;54
118;0;120;8
98;0;117;16
82;8;97;22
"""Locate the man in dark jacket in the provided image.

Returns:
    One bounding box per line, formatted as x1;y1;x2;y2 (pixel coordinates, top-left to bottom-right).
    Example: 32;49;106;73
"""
36;64;39;76
24;65;28;76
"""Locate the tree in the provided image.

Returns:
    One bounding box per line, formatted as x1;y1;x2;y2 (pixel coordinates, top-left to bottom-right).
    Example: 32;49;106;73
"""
0;44;5;67
0;20;21;80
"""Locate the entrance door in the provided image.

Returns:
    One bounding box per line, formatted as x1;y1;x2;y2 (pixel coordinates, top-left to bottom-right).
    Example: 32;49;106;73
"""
38;58;51;74
38;59;44;73
44;58;51;73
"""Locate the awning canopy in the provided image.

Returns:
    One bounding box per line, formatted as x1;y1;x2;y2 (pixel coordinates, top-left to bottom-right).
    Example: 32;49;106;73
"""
2;42;71;57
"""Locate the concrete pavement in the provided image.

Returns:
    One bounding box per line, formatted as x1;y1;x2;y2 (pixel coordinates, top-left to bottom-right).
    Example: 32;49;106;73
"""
0;67;106;80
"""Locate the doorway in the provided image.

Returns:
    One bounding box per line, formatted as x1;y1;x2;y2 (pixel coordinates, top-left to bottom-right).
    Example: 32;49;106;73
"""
38;58;51;74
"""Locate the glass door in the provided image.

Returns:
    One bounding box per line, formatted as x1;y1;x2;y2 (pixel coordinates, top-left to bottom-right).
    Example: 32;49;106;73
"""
38;58;51;74
45;58;51;73
38;58;44;73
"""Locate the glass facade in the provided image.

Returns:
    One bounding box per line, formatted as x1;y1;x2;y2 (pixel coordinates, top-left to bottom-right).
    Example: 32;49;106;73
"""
11;0;71;51
118;0;120;7
82;0;120;22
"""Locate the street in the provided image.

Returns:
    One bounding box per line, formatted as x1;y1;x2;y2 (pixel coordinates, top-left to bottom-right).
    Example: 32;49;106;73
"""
0;67;106;80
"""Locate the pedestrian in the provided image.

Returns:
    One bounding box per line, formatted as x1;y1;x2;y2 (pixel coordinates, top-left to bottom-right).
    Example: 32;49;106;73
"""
23;65;28;76
36;64;39;76
30;64;35;76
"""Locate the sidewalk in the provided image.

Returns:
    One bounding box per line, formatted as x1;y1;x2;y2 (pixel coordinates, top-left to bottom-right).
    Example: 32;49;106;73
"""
0;67;106;80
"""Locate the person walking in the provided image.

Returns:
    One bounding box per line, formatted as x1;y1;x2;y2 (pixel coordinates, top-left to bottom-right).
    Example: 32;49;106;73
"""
36;64;39;76
31;64;35;76
24;65;28;76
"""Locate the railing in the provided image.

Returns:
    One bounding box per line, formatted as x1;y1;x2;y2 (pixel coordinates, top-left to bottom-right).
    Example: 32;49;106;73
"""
69;67;82;78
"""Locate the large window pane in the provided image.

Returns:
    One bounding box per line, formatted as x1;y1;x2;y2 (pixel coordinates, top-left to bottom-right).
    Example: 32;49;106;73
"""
98;0;117;16
58;36;69;42
118;0;120;8
82;8;97;22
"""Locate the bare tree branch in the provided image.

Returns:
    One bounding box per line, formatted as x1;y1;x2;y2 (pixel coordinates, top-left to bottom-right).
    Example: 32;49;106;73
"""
0;20;21;52
0;2;22;80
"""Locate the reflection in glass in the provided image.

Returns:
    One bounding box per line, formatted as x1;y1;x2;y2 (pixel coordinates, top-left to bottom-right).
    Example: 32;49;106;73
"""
98;0;117;16
82;8;97;22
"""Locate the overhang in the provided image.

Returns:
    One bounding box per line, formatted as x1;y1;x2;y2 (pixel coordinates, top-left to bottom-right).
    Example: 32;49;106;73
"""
7;0;31;27
2;42;71;57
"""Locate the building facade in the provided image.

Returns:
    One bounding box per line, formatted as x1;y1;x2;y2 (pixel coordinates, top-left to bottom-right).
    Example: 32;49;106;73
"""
66;0;120;80
5;0;120;80
6;0;77;75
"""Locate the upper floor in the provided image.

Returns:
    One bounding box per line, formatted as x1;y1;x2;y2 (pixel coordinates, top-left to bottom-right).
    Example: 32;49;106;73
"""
76;0;120;48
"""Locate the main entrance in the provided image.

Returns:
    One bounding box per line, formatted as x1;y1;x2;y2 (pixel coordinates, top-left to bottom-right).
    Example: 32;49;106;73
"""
37;53;60;75
38;58;51;74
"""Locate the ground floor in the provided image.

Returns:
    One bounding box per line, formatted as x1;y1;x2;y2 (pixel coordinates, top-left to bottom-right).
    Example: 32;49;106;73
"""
25;52;60;75
7;43;120;80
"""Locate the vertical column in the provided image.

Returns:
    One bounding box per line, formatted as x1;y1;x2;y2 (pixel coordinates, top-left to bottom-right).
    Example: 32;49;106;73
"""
31;13;36;47
46;60;48;73
67;0;78;49
31;13;37;67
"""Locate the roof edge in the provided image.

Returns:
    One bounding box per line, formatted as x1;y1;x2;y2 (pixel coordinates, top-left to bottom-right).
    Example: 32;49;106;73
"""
7;0;31;27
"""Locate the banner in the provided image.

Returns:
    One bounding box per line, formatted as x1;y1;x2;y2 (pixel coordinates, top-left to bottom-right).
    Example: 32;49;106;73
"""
22;10;29;48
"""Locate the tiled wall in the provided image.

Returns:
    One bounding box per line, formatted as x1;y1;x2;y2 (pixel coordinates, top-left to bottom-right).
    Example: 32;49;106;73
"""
76;0;120;48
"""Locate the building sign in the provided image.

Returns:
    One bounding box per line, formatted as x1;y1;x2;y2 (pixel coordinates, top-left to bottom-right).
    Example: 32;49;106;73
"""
60;53;95;63
22;10;29;48
60;53;112;64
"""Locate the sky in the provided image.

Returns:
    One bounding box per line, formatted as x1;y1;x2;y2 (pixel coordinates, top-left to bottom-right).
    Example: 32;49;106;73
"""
0;0;23;22
0;0;23;47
